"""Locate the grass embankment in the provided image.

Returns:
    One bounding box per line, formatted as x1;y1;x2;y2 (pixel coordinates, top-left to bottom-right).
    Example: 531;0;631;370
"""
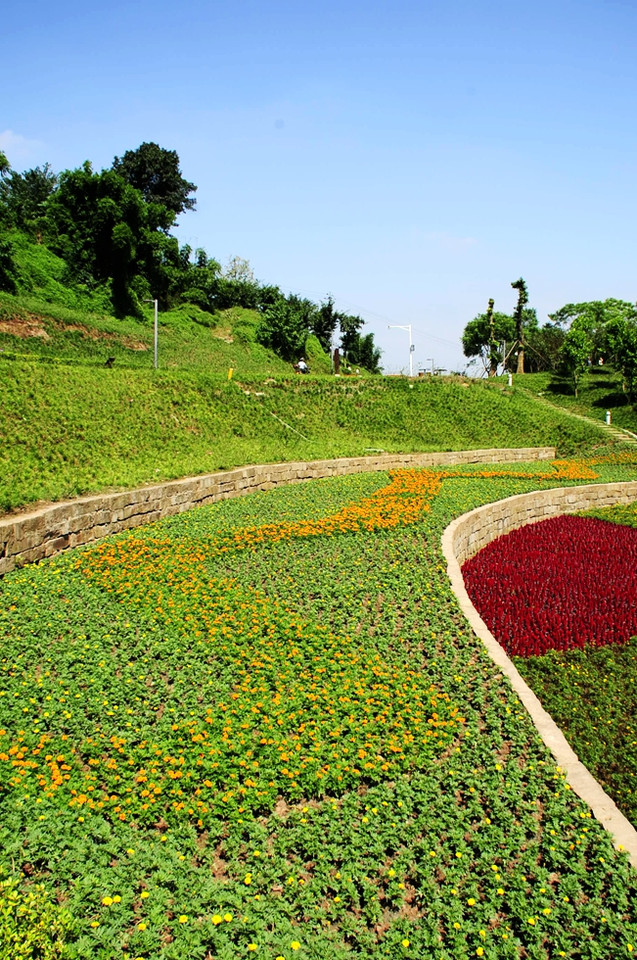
520;369;637;435
0;354;619;514
2;457;637;959
514;501;637;825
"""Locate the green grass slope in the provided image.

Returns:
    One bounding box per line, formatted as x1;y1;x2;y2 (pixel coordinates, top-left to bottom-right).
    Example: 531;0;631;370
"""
520;368;637;435
0;276;631;514
0;361;618;514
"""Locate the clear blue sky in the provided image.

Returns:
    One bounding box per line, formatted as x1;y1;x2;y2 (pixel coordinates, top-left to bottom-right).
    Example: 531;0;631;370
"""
3;0;636;373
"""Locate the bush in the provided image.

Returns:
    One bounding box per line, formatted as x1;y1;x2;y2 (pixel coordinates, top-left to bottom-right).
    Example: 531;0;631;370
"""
0;873;72;960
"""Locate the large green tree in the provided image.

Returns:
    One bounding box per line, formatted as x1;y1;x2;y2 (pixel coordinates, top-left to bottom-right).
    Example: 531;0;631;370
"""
112;142;196;225
256;295;310;362
46;163;148;315
462;308;515;376
603;313;637;402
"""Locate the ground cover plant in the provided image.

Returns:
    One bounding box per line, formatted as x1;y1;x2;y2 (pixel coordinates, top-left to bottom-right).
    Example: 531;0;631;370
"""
2;455;637;958
0;352;617;514
472;504;637;824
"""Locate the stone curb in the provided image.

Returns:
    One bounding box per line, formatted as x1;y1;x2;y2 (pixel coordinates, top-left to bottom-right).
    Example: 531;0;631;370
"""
0;446;554;577
442;481;637;867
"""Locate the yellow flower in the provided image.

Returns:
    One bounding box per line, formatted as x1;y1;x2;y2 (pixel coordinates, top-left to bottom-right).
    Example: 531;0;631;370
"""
178;915;188;924
112;896;121;903
291;943;301;951
140;891;149;899
467;898;476;906
224;913;233;923
90;921;99;928
248;946;258;953
401;939;410;948
212;914;223;925
477;949;484;957
137;922;147;931
101;896;113;906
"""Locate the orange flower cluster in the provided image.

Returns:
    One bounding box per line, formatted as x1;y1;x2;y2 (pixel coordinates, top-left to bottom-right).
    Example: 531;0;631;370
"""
213;460;599;555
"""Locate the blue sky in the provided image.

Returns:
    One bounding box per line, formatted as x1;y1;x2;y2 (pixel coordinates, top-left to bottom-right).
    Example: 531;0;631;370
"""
3;0;636;373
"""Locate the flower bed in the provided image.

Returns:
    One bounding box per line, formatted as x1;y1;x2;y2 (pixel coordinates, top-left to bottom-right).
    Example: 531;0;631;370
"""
1;457;637;959
461;514;637;658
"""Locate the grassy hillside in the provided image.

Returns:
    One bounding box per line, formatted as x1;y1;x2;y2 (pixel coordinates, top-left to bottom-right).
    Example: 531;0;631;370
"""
520;367;637;435
0;278;631;514
0;359;619;514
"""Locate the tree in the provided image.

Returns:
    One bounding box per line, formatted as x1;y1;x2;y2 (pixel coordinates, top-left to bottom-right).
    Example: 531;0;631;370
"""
0;238;18;293
312;295;341;355
0;163;58;233
46;163;148;315
559;325;593;396
603;313;637;402
462;309;515;375
511;277;529;374
256;296;309;362
112;142;196;224
223;256;255;283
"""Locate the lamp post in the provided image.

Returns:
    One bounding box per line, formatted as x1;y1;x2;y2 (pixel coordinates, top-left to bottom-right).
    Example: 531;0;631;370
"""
388;324;414;377
425;357;435;376
144;299;158;369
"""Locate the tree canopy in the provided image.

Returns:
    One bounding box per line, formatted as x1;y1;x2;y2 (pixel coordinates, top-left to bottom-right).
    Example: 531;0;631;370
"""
112;142;196;223
0;143;382;370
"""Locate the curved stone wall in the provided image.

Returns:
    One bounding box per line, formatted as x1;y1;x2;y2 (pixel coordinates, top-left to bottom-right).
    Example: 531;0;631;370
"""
0;446;553;577
442;481;637;866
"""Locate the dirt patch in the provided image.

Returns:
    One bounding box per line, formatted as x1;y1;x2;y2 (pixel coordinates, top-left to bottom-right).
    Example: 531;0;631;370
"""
211;325;234;344
0;316;50;339
0;311;148;351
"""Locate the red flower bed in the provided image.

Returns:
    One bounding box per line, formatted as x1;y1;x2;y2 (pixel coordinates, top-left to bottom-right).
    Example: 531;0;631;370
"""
462;515;637;658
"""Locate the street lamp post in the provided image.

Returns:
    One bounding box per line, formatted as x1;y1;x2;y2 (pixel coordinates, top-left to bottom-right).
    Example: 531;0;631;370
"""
388;324;414;377
144;299;158;369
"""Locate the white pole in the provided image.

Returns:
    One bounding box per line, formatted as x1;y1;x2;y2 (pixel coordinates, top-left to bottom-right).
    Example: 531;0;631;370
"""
388;324;414;377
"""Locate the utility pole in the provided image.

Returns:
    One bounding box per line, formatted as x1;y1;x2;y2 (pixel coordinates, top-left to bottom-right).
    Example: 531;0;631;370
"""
388;324;414;377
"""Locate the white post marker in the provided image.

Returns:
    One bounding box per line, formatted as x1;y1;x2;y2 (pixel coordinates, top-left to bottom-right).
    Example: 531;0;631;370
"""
606;410;611;425
388;324;414;377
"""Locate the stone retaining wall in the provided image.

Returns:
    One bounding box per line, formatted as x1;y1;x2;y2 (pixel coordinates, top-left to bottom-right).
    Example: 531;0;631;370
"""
0;446;554;576
450;480;637;565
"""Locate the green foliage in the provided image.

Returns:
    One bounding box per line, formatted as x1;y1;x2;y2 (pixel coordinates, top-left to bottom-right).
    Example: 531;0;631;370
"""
0;352;618;513
0;163;58;234
462;309;515;374
46;164;148;316
2;462;637;957
112;141;196;222
549;298;635;331
515;626;637;824
604;314;637;402
311;295;340;354
559;325;593;396
0;238;18;293
0;871;72;959
256;295;310;361
511;277;529;374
